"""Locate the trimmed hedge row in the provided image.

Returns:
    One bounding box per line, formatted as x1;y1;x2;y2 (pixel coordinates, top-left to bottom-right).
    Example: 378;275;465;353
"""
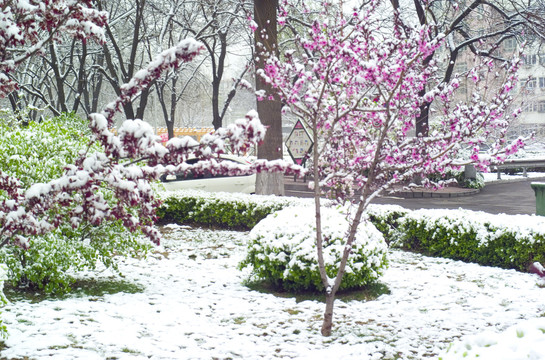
155;189;313;230
367;205;545;273
156;191;545;273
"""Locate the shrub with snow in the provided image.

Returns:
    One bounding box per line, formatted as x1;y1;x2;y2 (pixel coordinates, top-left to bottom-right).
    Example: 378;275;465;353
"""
155;189;312;230
428;168;485;190
0;113;150;294
239;206;388;292
157;189;545;276
391;208;545;272
438;318;545;360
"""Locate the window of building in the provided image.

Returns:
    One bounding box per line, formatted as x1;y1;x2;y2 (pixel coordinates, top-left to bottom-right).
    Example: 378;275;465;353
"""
539;101;545;113
504;38;517;51
524;54;538;66
540;77;545;89
523;101;537;112
527;77;537;89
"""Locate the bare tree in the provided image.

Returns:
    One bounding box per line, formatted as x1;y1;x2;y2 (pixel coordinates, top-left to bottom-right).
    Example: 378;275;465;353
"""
6;32;106;119
3;0;155;121
132;0;255;138
4;0;256;138
95;0;156;121
169;0;253;130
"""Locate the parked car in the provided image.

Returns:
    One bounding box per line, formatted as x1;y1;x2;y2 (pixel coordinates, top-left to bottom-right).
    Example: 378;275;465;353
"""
159;155;256;194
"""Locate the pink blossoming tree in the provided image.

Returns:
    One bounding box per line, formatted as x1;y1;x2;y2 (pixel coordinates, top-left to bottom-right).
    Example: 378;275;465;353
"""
259;0;525;336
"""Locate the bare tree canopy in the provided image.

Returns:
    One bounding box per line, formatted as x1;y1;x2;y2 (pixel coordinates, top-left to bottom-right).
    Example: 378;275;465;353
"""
3;0;255;135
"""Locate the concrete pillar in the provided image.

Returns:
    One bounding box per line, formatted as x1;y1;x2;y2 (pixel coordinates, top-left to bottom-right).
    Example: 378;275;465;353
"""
464;164;477;181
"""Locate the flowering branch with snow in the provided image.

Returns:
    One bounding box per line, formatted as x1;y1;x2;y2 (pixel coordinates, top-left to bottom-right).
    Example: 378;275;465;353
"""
0;0;303;249
263;1;524;204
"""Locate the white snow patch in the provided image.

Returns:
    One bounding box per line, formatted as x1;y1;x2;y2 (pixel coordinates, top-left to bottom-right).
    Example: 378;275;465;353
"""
2;226;545;359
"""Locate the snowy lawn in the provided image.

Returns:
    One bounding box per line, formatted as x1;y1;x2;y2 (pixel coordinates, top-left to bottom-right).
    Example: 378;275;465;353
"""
1;224;545;360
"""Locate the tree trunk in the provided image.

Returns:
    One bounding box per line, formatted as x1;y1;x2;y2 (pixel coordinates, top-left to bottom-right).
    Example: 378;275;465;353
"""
49;42;68;114
136;86;151;120
169;76;177;139
212;74;221;130
321;292;336;336
73;40;87;114
91;53;104;114
156;81;173;139
254;0;284;196
255;172;284;195
212;31;227;130
416;90;429;137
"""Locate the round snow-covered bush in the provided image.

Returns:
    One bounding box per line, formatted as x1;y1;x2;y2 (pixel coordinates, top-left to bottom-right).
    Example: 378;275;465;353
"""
239;206;388;292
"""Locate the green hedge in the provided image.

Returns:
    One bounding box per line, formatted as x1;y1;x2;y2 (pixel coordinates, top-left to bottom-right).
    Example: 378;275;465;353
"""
156;191;545;274
373;206;545;272
427;168;485;189
365;205;409;245
155;189;312;230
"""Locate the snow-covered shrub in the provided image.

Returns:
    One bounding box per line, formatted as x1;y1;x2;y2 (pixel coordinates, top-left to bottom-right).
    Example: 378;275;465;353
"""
0;113;150;294
239;206;388;292
1;223;147;294
392;209;545;271
0;112;92;186
438;318;545;360
464;172;485;189
156;189;313;230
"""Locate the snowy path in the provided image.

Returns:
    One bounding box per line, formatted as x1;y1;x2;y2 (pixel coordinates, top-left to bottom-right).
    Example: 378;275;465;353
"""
2;225;544;359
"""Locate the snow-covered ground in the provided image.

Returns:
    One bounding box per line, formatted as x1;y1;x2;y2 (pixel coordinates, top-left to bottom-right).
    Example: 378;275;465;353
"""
2;224;544;360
